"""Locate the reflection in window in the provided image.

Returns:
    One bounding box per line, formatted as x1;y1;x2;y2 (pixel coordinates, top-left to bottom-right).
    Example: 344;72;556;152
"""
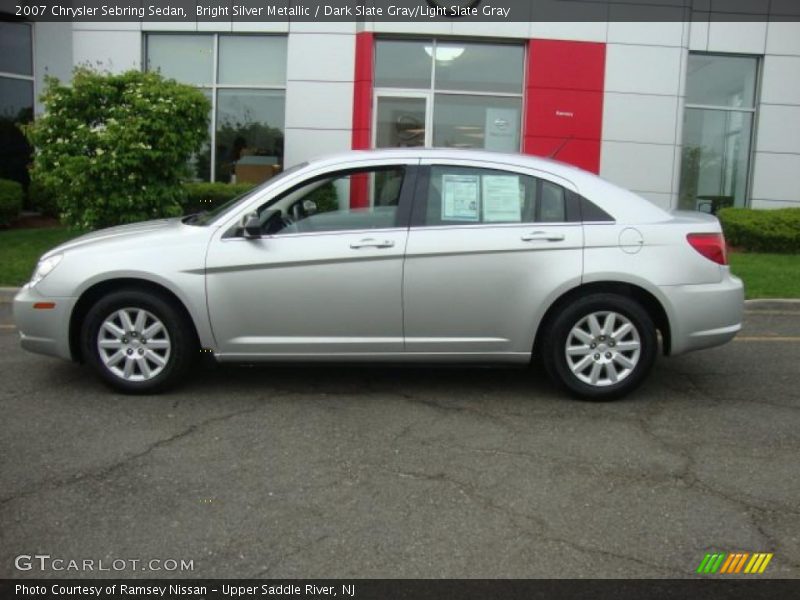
679;54;758;211
216;89;285;184
146;34;287;183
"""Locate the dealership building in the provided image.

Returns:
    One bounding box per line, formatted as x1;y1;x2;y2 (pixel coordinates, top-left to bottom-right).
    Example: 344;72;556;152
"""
2;13;800;212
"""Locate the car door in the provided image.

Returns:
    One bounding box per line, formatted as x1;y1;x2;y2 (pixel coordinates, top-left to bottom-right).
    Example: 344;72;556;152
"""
402;159;584;358
205;161;417;357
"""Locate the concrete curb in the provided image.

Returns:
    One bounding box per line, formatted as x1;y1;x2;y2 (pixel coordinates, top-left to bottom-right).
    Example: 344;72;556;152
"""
744;299;800;311
0;288;19;304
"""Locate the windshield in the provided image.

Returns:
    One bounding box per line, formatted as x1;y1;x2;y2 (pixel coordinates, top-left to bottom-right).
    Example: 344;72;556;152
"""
184;162;308;226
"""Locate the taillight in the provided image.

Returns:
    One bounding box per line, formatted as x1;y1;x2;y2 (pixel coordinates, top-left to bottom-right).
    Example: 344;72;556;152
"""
687;233;728;265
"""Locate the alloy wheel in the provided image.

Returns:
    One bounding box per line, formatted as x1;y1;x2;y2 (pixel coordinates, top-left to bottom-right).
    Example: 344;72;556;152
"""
96;307;171;382
564;311;641;387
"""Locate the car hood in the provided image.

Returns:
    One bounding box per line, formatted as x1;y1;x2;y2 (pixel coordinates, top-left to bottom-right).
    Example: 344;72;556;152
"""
43;218;188;258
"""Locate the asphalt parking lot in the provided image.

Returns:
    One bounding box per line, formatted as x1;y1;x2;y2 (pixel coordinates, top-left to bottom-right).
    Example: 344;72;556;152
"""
1;302;799;579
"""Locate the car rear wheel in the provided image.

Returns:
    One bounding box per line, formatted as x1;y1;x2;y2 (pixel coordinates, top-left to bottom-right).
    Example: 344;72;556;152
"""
542;293;657;401
81;289;196;394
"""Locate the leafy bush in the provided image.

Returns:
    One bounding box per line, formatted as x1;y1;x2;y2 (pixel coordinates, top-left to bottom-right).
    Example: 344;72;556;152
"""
26;68;210;229
27;176;59;218
182;182;257;214
718;207;800;254
0;179;24;226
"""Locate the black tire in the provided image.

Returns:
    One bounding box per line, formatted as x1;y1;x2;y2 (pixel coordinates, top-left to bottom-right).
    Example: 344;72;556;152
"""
541;293;657;401
81;288;197;394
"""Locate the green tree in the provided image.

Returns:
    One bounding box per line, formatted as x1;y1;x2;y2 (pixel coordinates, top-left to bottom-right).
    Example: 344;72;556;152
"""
26;68;210;228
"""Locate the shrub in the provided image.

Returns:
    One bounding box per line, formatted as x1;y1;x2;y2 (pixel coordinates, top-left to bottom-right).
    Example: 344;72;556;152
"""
27;176;59;218
0;179;24;226
718;207;800;254
26;68;210;229
182;181;256;215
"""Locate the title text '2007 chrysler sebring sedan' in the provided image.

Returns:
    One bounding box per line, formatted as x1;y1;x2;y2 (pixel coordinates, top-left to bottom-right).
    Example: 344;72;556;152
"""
14;149;744;400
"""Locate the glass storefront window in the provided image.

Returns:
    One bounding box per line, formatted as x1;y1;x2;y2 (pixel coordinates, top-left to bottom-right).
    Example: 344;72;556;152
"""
0;21;34;188
376;96;427;148
0;21;33;76
215;89;285;184
679;54;758;211
375;39;431;89
374;38;525;154
146;34;287;183
146;35;213;86
434;42;524;94
218;35;287;86
433;94;521;152
686;54;758;109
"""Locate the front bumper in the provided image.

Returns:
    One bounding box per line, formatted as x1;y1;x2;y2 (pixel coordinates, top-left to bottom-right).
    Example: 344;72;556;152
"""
13;284;77;360
661;270;745;356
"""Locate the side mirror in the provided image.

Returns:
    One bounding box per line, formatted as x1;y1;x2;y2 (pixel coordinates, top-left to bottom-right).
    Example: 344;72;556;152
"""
240;212;261;239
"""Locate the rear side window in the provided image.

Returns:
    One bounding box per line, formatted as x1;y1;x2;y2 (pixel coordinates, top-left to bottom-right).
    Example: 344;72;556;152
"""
417;166;570;226
579;195;614;222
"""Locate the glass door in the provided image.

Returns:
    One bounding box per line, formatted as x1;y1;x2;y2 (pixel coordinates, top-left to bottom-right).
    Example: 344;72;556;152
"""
374;93;431;148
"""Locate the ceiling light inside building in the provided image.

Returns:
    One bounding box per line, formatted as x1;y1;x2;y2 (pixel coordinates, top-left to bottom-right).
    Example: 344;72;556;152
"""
424;45;465;62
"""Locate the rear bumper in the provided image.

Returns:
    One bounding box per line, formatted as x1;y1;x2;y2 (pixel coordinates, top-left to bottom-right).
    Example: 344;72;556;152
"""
661;270;745;356
13;284;76;360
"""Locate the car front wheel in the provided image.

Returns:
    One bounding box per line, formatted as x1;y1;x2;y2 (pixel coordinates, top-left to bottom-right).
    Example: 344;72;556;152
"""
542;293;657;401
81;289;196;393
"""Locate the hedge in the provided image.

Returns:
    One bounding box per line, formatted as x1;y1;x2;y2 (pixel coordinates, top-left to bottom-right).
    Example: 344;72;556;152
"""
181;182;257;214
0;179;24;227
27;177;59;218
718;207;800;254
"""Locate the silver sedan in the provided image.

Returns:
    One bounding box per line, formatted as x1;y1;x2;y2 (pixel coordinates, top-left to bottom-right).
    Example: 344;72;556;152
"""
14;149;744;400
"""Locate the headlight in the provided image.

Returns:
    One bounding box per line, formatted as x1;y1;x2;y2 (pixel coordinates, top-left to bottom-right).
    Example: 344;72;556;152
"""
30;254;63;286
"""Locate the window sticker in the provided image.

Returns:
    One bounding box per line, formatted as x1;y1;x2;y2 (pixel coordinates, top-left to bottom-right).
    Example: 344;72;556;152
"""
442;174;480;221
482;175;522;222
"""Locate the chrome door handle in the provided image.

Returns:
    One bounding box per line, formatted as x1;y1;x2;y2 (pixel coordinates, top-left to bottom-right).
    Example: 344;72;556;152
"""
521;231;565;242
350;238;395;249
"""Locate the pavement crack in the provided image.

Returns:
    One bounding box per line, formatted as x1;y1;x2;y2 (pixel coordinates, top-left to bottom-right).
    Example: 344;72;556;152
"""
0;405;262;507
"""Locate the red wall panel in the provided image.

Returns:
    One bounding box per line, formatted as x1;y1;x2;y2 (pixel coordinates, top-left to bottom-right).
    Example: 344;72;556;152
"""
524;39;606;174
350;32;374;208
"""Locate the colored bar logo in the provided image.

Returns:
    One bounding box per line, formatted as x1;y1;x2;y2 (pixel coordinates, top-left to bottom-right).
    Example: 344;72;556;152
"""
696;552;773;574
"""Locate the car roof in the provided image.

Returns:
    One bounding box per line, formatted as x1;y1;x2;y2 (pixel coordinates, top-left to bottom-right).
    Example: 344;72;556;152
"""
308;147;585;178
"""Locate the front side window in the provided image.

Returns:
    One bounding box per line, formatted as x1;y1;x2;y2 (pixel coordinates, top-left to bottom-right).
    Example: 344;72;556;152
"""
419;166;568;226
251;166;407;236
146;34;287;184
679;53;758;212
374;39;524;153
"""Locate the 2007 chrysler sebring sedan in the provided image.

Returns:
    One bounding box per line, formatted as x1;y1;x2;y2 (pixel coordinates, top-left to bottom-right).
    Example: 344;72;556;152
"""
14;149;744;400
